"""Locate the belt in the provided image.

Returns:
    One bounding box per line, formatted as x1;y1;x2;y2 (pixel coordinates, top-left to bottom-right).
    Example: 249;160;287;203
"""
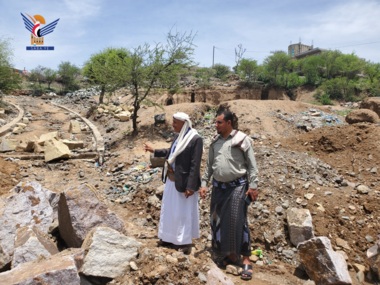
212;176;247;189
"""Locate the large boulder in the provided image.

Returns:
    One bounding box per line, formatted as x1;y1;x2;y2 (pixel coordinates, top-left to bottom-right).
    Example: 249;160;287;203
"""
0;138;18;152
44;138;71;162
298;237;352;285
12;226;59;268
80;227;141;279
0;248;84;285
58;184;126;248
0;181;58;270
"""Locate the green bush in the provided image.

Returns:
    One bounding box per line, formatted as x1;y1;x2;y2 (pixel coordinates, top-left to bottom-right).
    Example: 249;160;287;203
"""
285;73;306;89
319;93;333;105
212;64;231;81
313;90;333;105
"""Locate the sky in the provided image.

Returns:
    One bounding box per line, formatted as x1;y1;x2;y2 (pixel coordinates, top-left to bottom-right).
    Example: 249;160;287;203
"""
1;0;380;72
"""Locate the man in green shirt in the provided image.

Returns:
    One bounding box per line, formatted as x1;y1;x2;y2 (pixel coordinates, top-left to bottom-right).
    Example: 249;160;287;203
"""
200;108;259;281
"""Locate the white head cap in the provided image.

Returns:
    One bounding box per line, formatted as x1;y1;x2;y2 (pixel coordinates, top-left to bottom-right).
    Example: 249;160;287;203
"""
173;112;189;121
173;112;192;128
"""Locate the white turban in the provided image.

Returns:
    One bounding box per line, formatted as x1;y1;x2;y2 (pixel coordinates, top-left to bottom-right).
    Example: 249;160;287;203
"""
166;112;198;166
173;112;192;128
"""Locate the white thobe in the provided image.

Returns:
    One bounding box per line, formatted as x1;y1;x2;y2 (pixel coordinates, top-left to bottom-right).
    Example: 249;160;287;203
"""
158;139;200;245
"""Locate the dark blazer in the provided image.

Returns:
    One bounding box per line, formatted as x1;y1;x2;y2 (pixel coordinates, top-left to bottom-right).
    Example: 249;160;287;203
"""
154;134;203;192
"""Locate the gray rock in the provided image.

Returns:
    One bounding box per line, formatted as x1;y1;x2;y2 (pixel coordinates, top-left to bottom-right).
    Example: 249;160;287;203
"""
0;181;56;270
80;227;141;279
12;226;59;268
287;208;314;246
298;237;352;285
0;248;84;285
58;184;126;247
207;264;234;285
356;184;370;194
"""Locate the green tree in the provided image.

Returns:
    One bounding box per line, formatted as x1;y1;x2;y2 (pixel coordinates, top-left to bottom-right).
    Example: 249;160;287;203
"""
319;50;342;79
236;58;259;83
29;65;45;90
335;53;364;79
28;66;57;94
158;64;188;95
43;68;57;90
57;61;80;93
83;47;130;104
124;30;195;135
280;72;305;89
0;38;21;95
262;51;292;86
212;63;230;81
299;55;324;85
358;61;380;97
363;61;380;84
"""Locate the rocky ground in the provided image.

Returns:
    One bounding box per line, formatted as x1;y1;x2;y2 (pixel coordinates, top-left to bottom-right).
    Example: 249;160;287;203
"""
0;87;379;285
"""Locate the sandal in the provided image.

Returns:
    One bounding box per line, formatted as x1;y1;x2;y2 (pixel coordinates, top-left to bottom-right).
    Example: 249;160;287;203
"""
241;264;253;280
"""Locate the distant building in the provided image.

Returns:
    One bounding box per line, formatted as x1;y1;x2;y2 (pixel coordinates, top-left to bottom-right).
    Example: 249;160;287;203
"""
288;42;325;59
12;68;29;76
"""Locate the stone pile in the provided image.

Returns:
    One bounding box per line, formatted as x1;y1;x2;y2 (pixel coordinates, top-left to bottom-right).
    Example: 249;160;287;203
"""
0;128;89;162
340;101;361;109
65;87;101;100
275;108;345;131
96;103;134;122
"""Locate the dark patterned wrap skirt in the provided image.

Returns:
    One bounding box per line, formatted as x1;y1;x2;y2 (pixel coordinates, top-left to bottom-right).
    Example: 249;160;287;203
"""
210;177;251;257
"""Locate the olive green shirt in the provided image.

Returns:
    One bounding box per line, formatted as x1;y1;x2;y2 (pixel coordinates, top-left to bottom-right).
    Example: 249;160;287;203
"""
201;132;259;189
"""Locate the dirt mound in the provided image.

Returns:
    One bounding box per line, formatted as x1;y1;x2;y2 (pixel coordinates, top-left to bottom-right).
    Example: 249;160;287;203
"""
280;123;380;187
360;97;380;117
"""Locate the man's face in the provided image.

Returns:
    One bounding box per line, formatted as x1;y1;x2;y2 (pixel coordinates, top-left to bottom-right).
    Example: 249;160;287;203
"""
215;114;230;135
172;118;185;133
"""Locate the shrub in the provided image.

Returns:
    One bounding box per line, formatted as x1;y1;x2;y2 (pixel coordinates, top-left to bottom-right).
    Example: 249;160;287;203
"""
212;64;231;81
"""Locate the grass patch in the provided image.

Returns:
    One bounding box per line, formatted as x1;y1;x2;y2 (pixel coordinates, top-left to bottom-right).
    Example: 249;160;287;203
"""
335;109;351;117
